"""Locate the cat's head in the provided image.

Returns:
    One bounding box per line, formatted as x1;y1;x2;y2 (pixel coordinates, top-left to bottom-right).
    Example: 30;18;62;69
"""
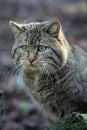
9;20;69;76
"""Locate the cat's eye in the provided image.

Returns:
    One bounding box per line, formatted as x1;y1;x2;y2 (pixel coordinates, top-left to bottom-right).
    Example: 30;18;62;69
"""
38;45;47;52
21;46;29;52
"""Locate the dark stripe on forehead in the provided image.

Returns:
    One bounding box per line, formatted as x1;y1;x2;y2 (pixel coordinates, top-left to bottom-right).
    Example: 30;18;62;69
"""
31;30;39;44
26;23;37;30
26;27;41;45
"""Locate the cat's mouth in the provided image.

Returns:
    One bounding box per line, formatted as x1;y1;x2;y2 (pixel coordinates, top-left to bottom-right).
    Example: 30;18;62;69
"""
24;64;39;73
28;64;37;70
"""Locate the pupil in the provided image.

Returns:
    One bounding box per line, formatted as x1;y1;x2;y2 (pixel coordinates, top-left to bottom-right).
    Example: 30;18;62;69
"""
23;46;28;51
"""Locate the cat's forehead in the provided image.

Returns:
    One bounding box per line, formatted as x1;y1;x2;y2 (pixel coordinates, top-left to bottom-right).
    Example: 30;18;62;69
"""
16;22;49;46
24;21;48;31
20;22;42;46
25;22;41;30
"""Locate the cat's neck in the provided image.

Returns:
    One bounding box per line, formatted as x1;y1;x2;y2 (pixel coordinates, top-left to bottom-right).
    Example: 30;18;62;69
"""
23;70;39;89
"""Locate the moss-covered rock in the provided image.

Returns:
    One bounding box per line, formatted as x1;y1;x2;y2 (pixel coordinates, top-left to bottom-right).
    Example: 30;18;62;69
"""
45;113;87;130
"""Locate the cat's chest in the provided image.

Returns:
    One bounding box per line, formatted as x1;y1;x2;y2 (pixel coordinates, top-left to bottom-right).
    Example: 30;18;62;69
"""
24;72;39;90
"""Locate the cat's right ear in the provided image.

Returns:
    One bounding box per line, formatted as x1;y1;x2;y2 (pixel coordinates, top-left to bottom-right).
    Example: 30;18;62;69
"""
46;20;62;39
9;21;25;37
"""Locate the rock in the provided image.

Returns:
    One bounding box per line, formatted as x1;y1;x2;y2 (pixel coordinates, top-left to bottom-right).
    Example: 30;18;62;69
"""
44;113;87;130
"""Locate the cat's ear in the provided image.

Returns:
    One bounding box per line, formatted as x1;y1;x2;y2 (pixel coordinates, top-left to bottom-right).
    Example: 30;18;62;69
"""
9;21;25;37
46;20;61;38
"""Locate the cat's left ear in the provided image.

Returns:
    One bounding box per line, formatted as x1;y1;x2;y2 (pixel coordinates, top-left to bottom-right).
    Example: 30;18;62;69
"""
47;20;61;38
9;21;25;37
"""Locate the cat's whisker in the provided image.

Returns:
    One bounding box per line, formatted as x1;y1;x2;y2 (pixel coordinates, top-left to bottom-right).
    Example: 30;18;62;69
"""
48;60;62;75
4;64;22;81
10;64;23;77
44;66;54;88
5;59;16;67
6;59;17;68
4;60;17;76
41;59;61;81
43;66;52;86
44;55;61;71
18;66;25;88
41;66;49;87
4;64;18;81
39;65;59;86
9;65;23;90
47;60;64;81
39;67;44;79
39;67;44;82
13;64;22;76
14;67;23;89
39;65;48;88
40;64;54;89
48;69;59;80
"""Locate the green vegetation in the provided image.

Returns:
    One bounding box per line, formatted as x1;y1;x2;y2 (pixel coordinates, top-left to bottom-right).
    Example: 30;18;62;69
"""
45;113;87;130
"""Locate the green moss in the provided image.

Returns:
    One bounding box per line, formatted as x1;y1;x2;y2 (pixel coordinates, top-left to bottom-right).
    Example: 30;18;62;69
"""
45;113;87;130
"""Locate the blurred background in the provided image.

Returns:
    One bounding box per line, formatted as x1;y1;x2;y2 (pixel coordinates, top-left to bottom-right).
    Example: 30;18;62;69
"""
0;0;87;130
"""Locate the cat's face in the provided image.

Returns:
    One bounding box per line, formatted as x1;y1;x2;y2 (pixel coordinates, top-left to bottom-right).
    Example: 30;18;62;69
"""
10;20;67;76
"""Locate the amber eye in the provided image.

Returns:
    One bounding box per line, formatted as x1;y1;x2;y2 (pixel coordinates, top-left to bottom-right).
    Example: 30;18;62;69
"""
21;46;29;52
38;45;47;52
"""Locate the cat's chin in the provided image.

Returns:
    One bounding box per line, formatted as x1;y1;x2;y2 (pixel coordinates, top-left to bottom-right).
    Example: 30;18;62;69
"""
24;65;39;73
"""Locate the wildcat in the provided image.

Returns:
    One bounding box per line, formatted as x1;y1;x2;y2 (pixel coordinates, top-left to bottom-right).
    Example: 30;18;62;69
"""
9;20;87;125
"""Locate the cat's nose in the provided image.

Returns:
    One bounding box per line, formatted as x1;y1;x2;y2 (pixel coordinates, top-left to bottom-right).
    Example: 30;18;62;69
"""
28;57;35;64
